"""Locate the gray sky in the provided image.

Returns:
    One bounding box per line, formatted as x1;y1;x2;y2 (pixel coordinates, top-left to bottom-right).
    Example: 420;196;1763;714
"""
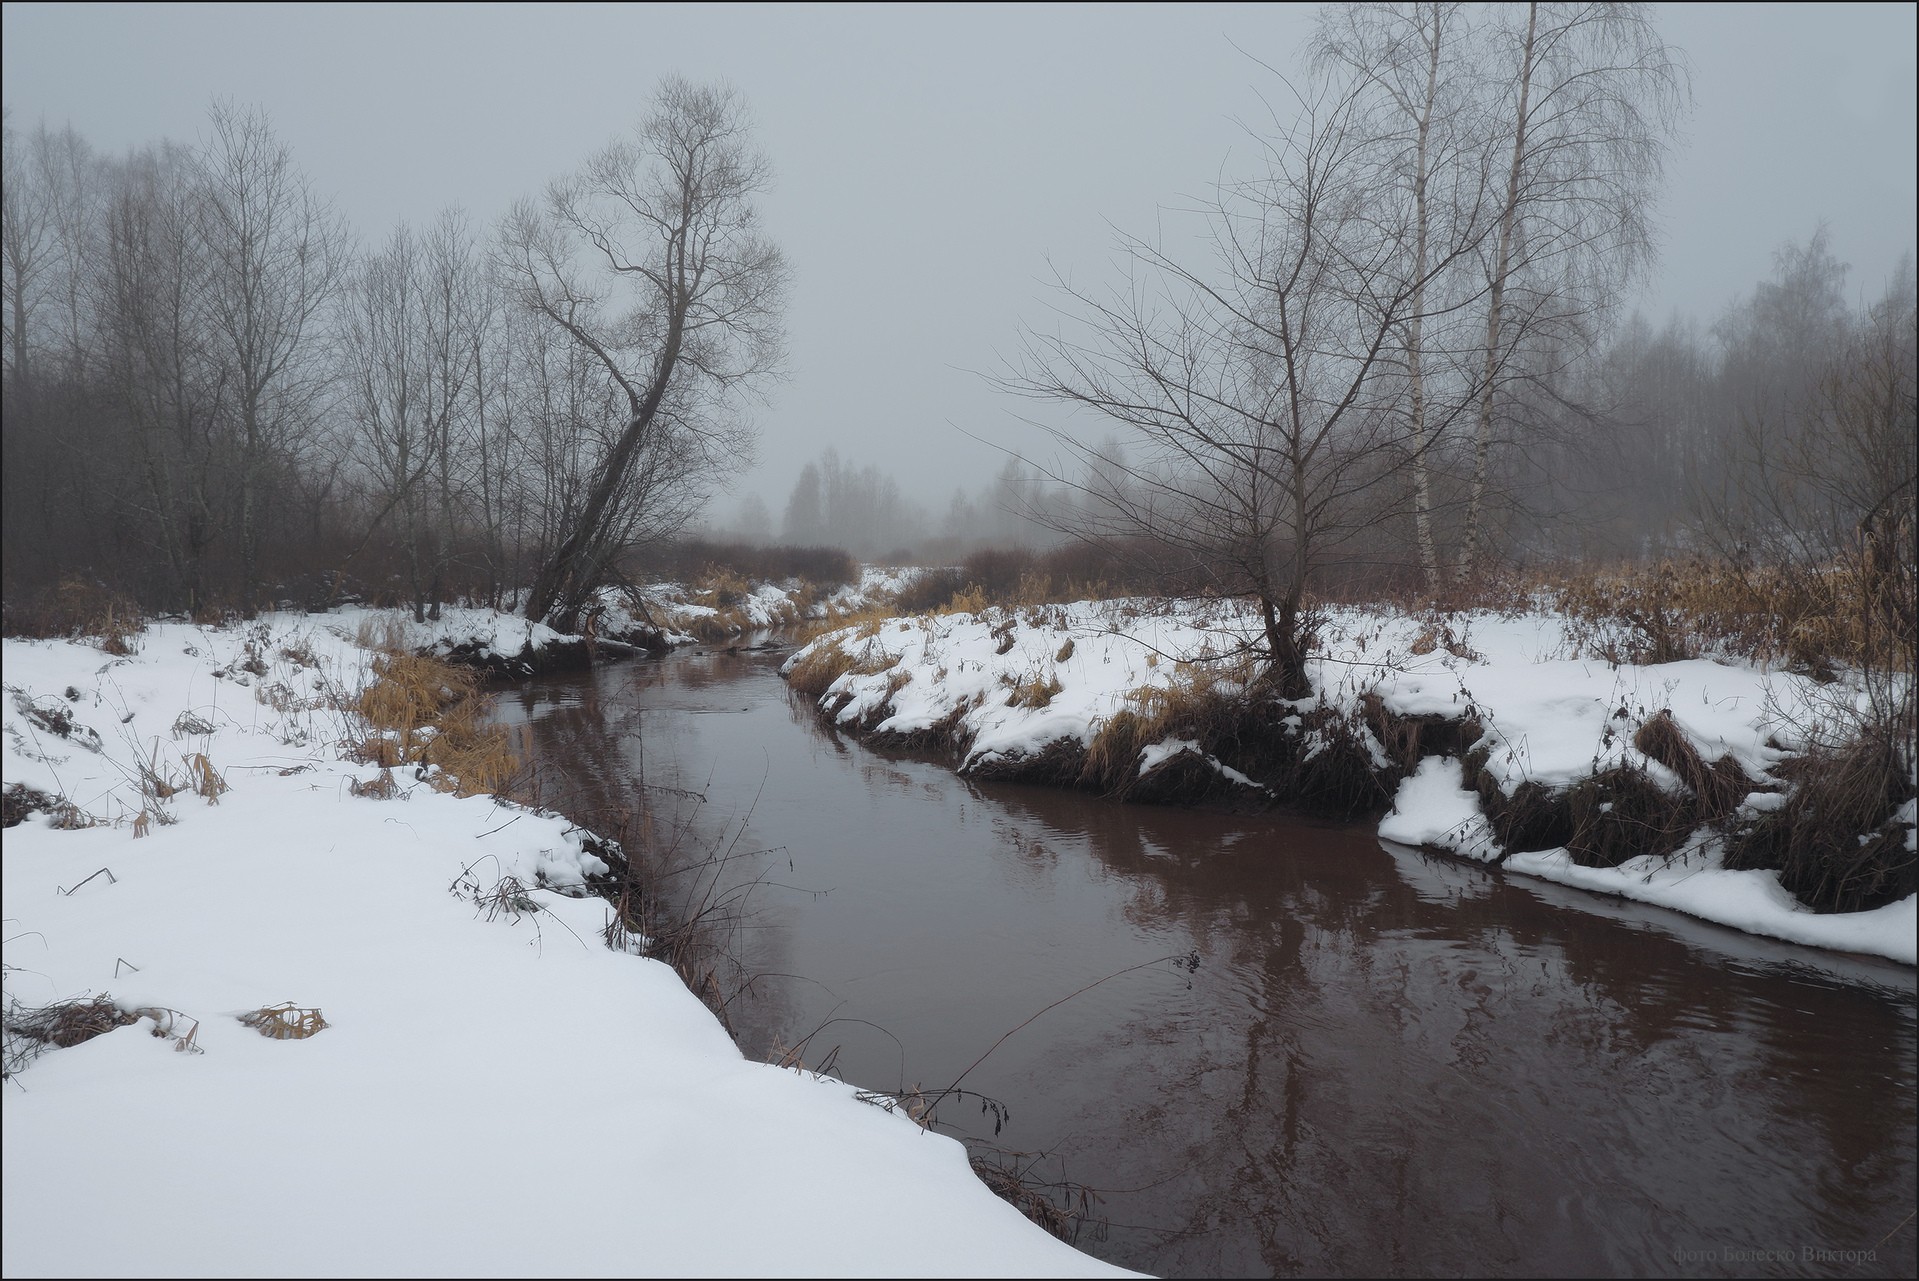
4;2;1915;524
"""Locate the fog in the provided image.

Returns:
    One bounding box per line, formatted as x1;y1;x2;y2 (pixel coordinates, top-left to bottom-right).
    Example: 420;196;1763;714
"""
5;1;1912;531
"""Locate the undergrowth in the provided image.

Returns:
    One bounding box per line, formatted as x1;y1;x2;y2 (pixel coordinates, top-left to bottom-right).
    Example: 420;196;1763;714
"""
344;624;519;799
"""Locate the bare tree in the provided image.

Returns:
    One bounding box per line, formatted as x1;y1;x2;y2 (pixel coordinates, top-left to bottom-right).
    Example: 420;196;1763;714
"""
196;99;348;613
1312;1;1493;590
1006;76;1483;696
97;141;229;612
1455;0;1690;580
497;77;787;629
2;111;54;391
340;210;489;620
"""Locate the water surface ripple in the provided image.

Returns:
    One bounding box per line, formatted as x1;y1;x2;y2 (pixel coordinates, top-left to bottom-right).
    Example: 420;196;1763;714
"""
490;648;1917;1279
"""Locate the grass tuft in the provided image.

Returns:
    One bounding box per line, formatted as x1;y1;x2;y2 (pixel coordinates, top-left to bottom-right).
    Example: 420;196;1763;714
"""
238;1003;329;1039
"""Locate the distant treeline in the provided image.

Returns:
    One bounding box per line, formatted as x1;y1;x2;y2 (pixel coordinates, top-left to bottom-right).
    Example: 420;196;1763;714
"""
4;87;1912;635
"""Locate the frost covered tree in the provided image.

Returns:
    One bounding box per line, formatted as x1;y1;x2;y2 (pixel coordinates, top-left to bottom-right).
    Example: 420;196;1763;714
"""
498;77;787;630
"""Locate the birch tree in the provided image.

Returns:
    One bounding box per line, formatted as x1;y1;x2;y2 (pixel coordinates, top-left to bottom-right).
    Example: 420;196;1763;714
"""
1312;2;1493;590
1007;77;1485;695
1455;1;1689;580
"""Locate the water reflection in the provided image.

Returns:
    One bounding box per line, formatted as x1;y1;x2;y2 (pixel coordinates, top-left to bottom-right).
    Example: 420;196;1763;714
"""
494;651;1917;1279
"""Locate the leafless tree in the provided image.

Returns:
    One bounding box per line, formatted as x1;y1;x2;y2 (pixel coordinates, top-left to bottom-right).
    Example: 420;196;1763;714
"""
340;210;490;620
1312;1;1495;590
195;99;348;613
97;141;229;612
497;77;787;629
1006;75;1485;696
2;111;54;392
1455;0;1690;580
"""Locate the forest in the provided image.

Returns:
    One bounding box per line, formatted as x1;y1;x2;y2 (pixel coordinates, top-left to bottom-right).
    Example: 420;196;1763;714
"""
2;4;1912;689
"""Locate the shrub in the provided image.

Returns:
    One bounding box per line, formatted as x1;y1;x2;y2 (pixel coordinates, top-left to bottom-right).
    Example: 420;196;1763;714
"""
1;576;143;652
632;540;857;590
1722;700;1916;913
893;567;968;614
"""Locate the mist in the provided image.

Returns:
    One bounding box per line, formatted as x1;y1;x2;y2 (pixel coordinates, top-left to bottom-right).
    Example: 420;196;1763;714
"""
2;3;1911;535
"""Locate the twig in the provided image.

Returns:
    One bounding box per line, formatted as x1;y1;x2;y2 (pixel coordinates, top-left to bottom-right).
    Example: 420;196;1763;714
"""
920;953;1197;1119
57;868;117;896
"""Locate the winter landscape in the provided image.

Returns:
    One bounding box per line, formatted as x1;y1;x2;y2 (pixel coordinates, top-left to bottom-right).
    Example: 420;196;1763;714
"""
3;3;1914;1278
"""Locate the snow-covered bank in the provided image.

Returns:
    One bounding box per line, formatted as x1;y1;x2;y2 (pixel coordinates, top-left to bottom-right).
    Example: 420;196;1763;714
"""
2;615;1134;1278
782;598;1916;966
631;565;920;644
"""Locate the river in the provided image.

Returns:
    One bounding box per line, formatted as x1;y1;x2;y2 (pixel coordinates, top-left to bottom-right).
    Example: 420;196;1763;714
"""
489;643;1918;1279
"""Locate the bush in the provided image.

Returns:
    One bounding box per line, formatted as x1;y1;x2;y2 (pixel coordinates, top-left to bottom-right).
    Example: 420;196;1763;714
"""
892;567;968;614
1722;700;1917;913
632;540;856;590
2;576;143;652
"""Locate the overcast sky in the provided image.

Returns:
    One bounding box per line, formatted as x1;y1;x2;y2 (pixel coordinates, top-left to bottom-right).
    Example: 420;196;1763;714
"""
4;2;1915;524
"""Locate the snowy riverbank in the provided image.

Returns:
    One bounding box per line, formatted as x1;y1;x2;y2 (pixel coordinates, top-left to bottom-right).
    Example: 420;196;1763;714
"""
1;613;1134;1278
782;597;1916;966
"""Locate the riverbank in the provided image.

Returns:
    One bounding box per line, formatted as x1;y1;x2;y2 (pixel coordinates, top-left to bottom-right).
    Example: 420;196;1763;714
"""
0;611;1135;1278
781;596;1916;966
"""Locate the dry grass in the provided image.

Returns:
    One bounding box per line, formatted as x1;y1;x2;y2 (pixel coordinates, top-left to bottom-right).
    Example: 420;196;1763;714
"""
5;996;137;1049
969;1151;1104;1246
345;644;519;798
348;769;400;800
185;751;228;803
1;576;144;653
1632;711;1751;821
1564;766;1695;868
1546;557;1914;675
783;636;901;701
947;584;990;615
238;1003;329;1039
787;603;893;645
1002;668;1062;709
1723;703;1916;913
3;994;140;1078
1080;661;1278;798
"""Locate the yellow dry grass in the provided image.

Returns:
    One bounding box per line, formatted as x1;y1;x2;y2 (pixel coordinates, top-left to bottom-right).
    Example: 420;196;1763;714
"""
344;630;520;799
185;752;228;804
1541;557;1913;674
1003;668;1063;709
1080;657;1259;790
238;1003;329;1040
784;636;902;699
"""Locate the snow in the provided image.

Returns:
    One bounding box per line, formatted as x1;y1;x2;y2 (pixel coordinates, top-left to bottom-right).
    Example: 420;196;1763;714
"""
2;615;1135;1279
786;598;1915;967
1376;756;1501;861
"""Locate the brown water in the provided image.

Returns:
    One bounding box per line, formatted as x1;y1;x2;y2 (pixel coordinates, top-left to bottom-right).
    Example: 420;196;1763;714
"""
490;645;1918;1279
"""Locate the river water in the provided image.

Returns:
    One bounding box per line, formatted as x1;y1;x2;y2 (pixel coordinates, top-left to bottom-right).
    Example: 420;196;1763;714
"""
489;644;1917;1279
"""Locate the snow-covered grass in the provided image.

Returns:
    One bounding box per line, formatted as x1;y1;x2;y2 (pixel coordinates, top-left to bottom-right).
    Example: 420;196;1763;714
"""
624;564;922;645
783;597;1916;966
1;613;1134;1278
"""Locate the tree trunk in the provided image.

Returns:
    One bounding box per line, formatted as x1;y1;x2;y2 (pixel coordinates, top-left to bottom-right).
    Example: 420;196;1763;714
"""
521;312;684;630
1459;0;1535;583
1408;4;1445;591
